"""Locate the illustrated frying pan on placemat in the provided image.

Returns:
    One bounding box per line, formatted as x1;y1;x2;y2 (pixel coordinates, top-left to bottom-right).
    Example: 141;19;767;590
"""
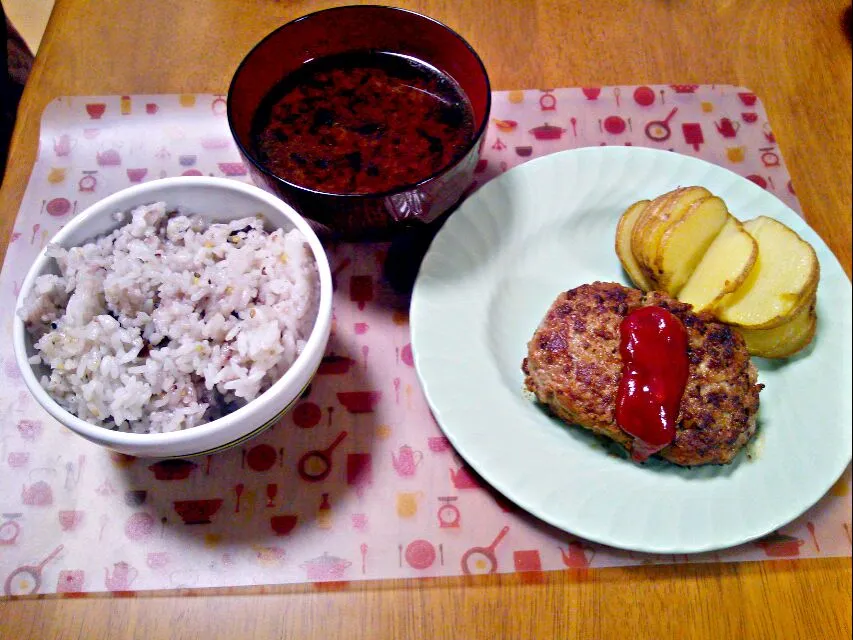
461;526;509;575
4;544;64;595
297;431;348;482
645;107;678;142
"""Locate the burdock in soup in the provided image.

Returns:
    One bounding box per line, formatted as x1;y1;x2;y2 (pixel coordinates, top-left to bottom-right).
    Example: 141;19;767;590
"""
251;51;475;195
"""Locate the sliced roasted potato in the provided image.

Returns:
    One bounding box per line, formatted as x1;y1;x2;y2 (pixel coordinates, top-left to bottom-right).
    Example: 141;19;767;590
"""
615;200;653;291
677;216;758;312
734;294;817;358
642;187;712;278
715;216;820;329
630;189;684;286
654;195;730;295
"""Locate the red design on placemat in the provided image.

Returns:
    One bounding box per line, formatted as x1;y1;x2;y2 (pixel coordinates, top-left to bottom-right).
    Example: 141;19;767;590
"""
22;481;52;506
337;392;381;414
346;453;373;493
246;444;277;472
682;123;705;150
96;149;121;166
53;134;74;156
218;162;247;176
603;115;627;135
513;549;542;571
127;168;148;182
270;514;298;536
391;445;422;478
297;431;348;482
746;174;768;189
461;526;509;575
644;107;678;142
148;459;197;481
0;516;21;544
405;539;436;569
539;91;557;111
300;552;351;580
350;275;374;310
559;542;596;568
450;465;481;490
17;419;42;440
437;496;461;528
85;103;106;119
530;124;566;140
427;436;451;453
58;510;84;531
173;499;223;525
633;86;655;106
56;569;84;594
714;117;740;138
400;343;414;367
754;532;804;557
124;513;155;540
104;561;138;590
293;401;322;428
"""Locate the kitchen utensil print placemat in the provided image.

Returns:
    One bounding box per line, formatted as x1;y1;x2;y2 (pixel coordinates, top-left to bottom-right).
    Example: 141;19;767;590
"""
0;87;850;596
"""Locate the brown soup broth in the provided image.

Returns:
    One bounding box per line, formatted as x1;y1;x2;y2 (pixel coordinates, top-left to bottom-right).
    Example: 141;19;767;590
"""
251;51;475;195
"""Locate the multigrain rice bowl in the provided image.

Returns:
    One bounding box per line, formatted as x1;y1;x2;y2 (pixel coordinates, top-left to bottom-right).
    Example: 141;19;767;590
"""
13;177;332;457
19;201;319;433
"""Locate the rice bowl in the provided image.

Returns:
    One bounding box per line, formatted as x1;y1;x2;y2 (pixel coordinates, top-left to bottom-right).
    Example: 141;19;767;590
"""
13;177;332;457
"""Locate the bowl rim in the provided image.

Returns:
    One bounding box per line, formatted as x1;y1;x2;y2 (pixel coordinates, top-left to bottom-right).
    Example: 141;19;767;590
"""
226;4;492;199
12;176;333;450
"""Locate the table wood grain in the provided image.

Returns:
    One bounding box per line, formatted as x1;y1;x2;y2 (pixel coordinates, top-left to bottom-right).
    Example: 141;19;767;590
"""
0;1;850;638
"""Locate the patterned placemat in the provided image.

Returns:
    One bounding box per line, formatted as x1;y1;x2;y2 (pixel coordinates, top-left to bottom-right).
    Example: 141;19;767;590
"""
0;86;849;596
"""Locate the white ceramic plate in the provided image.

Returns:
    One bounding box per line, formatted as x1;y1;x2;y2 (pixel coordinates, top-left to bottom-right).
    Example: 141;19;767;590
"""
410;147;852;553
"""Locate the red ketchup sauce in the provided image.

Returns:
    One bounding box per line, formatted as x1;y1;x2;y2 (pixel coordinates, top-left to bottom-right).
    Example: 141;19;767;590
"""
616;306;689;462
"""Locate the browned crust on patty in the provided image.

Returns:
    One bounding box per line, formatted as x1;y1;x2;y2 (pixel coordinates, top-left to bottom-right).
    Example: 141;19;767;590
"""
522;282;762;466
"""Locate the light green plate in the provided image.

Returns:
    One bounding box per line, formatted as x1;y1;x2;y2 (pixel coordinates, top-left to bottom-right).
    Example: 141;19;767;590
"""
410;147;852;553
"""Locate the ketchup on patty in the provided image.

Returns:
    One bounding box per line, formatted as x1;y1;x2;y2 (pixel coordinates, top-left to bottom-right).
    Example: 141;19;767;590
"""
616;306;689;462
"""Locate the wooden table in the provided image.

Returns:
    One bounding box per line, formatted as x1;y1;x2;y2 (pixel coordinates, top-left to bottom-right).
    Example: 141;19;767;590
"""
1;1;850;638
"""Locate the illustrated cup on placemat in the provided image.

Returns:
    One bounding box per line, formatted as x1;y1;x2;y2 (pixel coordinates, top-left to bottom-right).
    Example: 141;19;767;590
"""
58;510;84;531
726;146;746;163
427;436;451;453
396;491;423;518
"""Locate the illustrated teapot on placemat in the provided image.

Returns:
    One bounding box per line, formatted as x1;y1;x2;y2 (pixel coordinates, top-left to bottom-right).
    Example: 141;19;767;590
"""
559;542;596;569
104;561;138;590
391;445;422;477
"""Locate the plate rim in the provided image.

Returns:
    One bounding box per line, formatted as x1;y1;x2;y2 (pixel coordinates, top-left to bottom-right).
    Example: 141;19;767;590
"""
410;146;853;554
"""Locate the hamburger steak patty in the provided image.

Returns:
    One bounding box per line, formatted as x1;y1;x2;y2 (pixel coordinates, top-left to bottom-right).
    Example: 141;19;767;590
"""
522;282;763;466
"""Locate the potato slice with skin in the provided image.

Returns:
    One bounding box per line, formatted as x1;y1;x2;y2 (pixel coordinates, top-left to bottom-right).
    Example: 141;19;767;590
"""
677;216;758;312
631;189;684;287
615;200;653;291
716;216;820;329
654;196;730;295
734;295;817;358
642;186;712;279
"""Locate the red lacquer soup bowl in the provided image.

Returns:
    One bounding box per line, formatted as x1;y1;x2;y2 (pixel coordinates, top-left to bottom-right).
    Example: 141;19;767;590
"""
227;5;491;239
